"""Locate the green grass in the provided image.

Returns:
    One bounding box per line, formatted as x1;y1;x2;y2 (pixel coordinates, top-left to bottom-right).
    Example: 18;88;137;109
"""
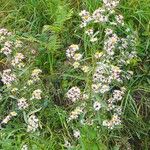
0;0;150;149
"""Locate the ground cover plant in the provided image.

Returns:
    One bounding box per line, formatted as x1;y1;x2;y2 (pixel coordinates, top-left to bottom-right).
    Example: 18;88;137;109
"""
0;0;150;150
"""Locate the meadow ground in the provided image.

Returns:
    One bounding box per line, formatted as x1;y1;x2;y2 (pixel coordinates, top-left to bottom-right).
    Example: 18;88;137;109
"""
0;0;150;150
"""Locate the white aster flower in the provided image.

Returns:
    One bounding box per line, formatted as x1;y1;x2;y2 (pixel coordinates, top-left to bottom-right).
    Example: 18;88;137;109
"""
92;84;101;93
111;113;121;125
32;89;42;100
73;61;80;69
81;66;89;73
93;101;102;111
90;37;98;42
94;52;103;59
85;28;94;36
64;140;71;148
27;80;34;85
73;130;81;139
21;144;28;150
73;53;83;61
100;85;109;93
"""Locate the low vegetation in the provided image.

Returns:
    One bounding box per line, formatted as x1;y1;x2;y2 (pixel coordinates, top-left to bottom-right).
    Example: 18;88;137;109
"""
0;0;150;149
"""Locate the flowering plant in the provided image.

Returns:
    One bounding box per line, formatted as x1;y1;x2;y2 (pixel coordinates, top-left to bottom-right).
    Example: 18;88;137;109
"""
1;0;148;149
0;28;46;133
64;0;138;147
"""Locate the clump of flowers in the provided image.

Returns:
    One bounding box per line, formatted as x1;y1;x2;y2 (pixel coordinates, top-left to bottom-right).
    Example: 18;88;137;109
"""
27;114;39;132
66;44;79;59
66;44;83;69
31;69;42;81
79;10;92;28
17;98;29;110
64;140;71;148
1;111;17;125
93;101;102;111
103;0;120;11
31;89;42;100
11;53;25;68
0;28;46;133
0;28;12;55
64;0;137;143
66;86;81;102
21;144;28;150
73;130;81;139
1;69;16;86
68;106;83;121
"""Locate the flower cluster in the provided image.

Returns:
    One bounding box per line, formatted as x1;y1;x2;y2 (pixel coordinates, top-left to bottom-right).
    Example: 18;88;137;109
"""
92;62;124;94
68;107;83;121
93;101;102;111
92;8;108;23
31;89;42;100
11;53;25;68
66;44;79;59
85;28;99;42
31;69;42;81
64;140;71;148
64;0;137;143
0;29;23;57
66;44;91;71
104;31;119;55
79;10;92;28
79;0;121;29
0;29;12;54
1;111;17;125
27;114;39;132
21;144;28;150
1;41;13;56
0;28;45;133
103;0;120;10
0;28;12;37
103;113;121;129
1;69;16;86
73;130;81;139
66;44;83;69
66;86;81;102
17;98;29;110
